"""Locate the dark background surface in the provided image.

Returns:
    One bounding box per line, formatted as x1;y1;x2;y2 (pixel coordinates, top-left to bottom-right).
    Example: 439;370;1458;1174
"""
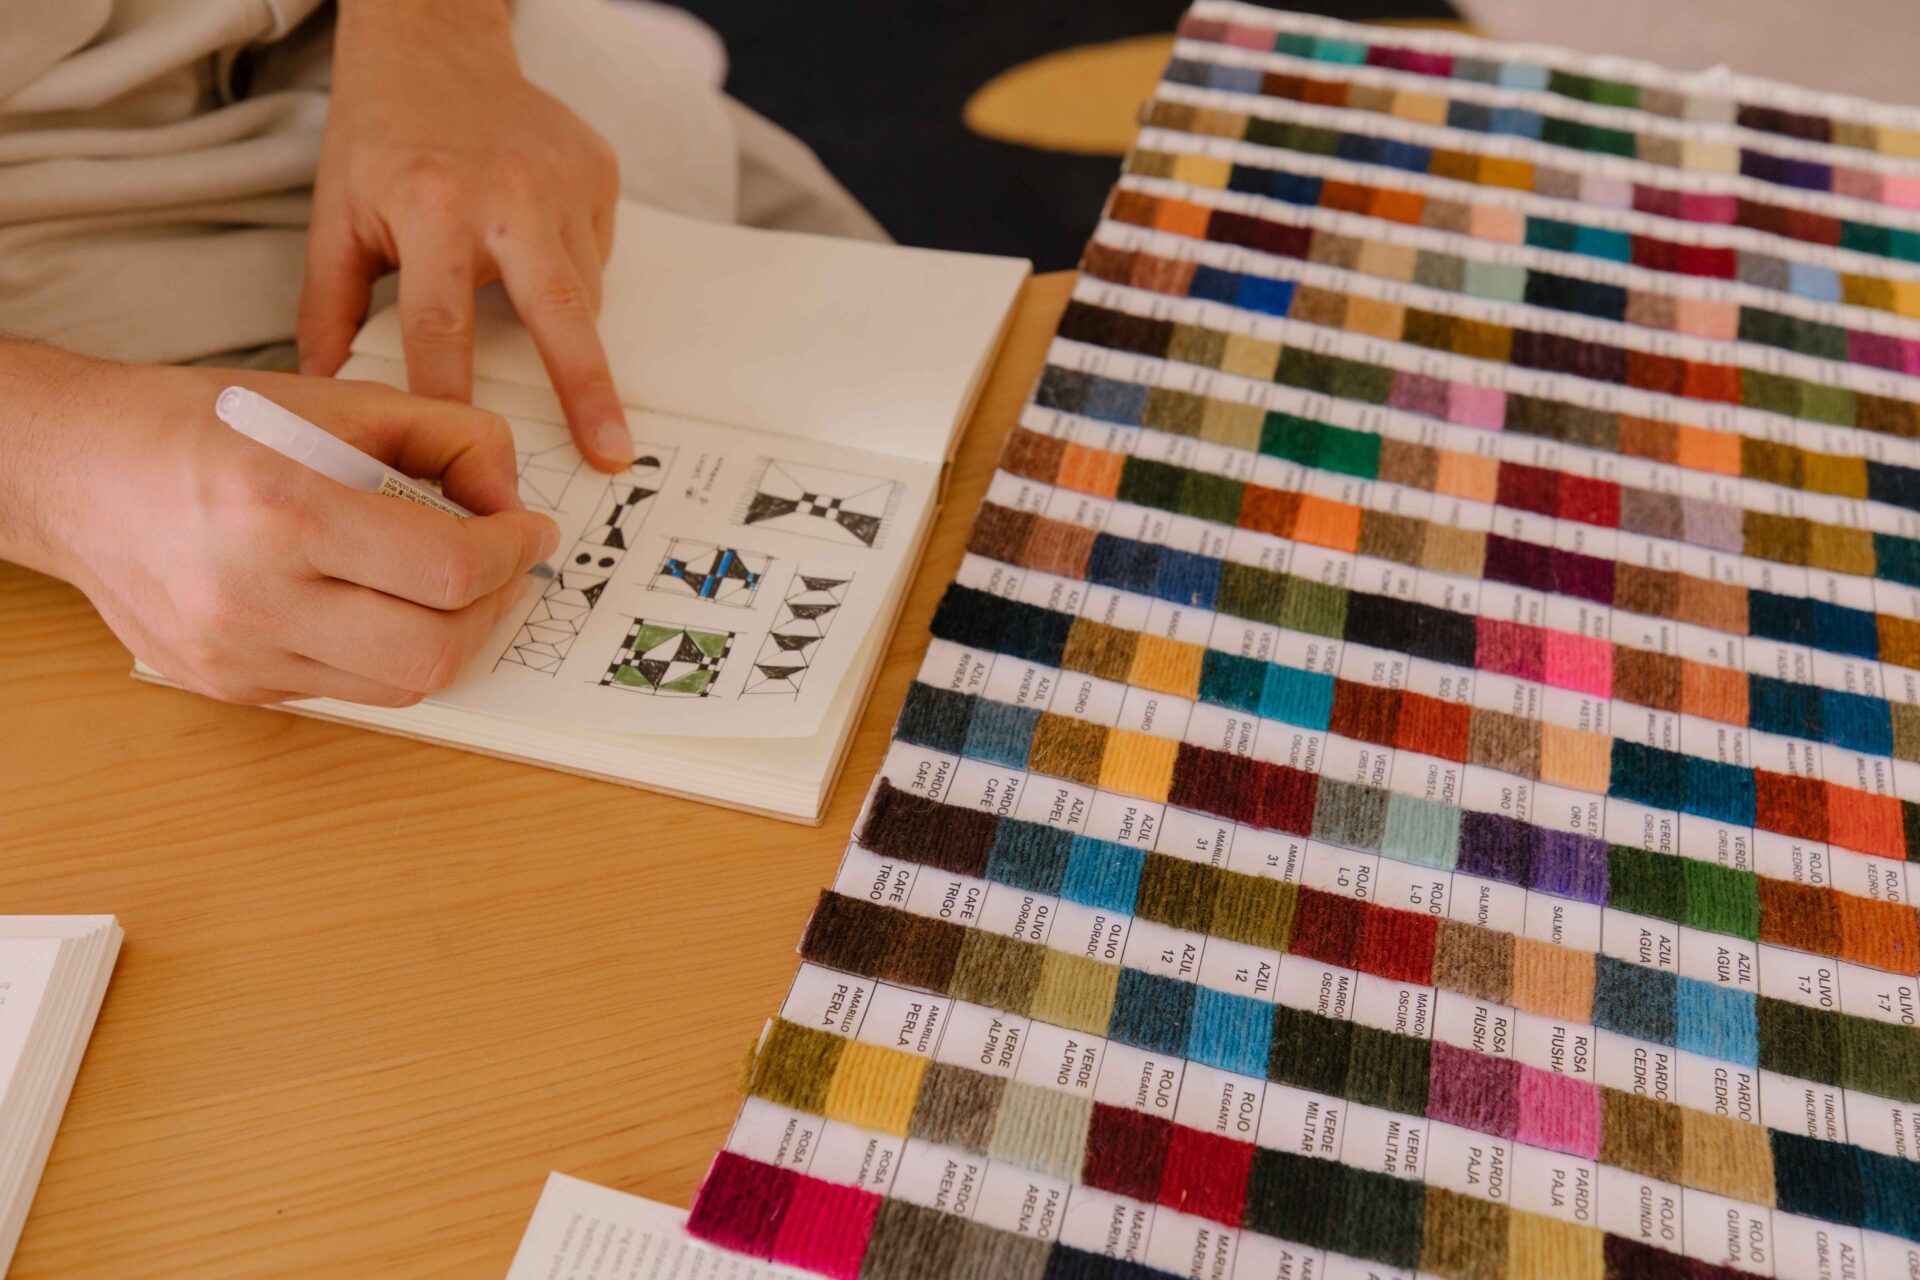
677;0;1460;269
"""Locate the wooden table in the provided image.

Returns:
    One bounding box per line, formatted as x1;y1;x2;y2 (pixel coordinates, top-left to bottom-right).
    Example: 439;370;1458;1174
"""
0;272;1076;1278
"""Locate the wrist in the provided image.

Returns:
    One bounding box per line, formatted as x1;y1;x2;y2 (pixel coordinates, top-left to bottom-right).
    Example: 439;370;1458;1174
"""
336;0;515;51
0;340;124;584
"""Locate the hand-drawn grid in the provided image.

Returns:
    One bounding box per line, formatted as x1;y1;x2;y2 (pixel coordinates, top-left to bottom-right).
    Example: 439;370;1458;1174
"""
740;572;852;697
515;440;586;511
601;619;734;697
648;539;772;609
737;459;896;549
496;444;676;674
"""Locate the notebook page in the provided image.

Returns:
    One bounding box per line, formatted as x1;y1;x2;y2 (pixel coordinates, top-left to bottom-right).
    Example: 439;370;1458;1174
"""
0;939;57;1113
317;361;935;738
350;201;1029;465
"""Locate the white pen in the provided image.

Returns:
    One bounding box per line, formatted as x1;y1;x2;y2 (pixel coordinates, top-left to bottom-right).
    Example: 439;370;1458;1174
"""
215;386;553;578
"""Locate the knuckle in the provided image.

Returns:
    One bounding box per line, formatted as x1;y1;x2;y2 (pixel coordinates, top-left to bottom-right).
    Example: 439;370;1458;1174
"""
428;547;486;609
494;153;548;201
473;410;514;452
186;666;269;705
218;452;298;515
400;160;466;215
294;295;336;329
173;631;231;682
402;631;466;693
405;301;471;346
565;367;619;404
173;570;267;650
530;277;593;320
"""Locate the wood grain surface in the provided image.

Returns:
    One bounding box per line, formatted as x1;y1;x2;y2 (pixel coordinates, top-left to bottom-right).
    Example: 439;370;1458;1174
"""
0;272;1076;1278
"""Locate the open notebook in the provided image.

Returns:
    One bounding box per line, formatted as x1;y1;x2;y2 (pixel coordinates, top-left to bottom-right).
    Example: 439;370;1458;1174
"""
139;203;1029;822
0;917;120;1272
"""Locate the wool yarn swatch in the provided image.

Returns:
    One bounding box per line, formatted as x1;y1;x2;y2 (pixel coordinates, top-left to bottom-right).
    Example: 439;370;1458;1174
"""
687;6;1920;1278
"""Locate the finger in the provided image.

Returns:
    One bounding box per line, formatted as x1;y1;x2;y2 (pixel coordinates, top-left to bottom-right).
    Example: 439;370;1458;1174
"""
395;221;478;403
256;375;525;513
297;203;384;377
290;576;535;694
274;655;426;708
560;217;603;316
180;678;297;706
152;657;294;707
590;196;615;262
301;479;558;609
491;229;633;471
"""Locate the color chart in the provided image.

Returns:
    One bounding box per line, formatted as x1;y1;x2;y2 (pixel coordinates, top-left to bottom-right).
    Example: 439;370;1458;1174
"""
688;6;1920;1277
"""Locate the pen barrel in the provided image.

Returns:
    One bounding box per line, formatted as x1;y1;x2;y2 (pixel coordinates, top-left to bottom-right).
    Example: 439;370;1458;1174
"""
215;386;473;517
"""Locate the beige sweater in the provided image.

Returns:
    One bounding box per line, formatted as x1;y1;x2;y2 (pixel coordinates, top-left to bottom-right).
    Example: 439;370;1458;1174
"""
0;0;881;365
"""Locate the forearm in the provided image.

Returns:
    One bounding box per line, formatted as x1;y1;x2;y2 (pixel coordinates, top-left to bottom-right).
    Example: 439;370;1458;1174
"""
335;0;515;57
0;338;112;582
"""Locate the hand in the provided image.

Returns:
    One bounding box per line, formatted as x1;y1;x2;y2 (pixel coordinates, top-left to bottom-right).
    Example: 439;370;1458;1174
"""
1;345;559;707
297;0;631;470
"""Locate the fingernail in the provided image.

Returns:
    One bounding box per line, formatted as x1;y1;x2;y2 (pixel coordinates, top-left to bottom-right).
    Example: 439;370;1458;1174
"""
592;421;635;466
536;521;561;563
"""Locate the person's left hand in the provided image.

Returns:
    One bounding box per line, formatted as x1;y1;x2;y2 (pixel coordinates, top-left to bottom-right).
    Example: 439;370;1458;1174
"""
297;0;633;471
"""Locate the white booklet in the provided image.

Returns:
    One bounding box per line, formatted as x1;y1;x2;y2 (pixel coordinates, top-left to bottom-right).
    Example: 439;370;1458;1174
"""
138;202;1028;822
505;1173;806;1280
0;916;121;1274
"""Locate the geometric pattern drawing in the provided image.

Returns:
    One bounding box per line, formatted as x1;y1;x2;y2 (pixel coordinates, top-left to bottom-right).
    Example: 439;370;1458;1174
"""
648;539;771;608
515;440;585;510
495;443;676;674
580;445;675;551
738;458;896;549
493;547;618;674
740;572;852;696
600;619;734;697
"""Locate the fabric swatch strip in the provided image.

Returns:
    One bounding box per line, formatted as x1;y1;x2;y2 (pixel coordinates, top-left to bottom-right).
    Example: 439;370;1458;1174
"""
1123;144;1920;323
847;780;1920;1100
1054;287;1920;465
1139;94;1920;268
1176;6;1920;164
994;410;1920;669
904;585;1920;969
1033;314;1920;545
1087;218;1920;414
1155;50;1920;216
988;422;1920;761
687;6;1920;1277
912;569;1920;920
1073;242;1910;439
690;1148;1750;1280
954;501;1920;857
879;675;1920;1077
1105;186;1920;379
739;952;1920;1237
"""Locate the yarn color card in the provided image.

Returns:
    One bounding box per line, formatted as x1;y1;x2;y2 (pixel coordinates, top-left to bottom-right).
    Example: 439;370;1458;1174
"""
687;6;1920;1278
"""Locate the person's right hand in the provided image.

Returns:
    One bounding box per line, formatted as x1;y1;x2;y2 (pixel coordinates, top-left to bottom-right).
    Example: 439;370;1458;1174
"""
0;345;559;707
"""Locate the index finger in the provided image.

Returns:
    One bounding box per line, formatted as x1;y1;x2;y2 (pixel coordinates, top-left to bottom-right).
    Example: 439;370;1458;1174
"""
493;232;634;472
253;374;524;514
300;477;558;610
